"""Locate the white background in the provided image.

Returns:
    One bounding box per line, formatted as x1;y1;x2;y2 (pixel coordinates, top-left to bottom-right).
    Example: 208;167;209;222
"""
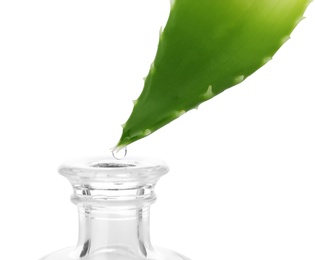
0;1;315;259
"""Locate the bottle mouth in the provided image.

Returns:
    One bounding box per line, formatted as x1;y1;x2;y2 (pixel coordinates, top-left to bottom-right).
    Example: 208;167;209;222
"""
89;162;136;168
58;156;168;208
58;156;169;186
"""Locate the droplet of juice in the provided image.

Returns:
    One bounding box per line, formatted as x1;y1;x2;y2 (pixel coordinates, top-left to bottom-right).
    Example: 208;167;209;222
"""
111;146;127;160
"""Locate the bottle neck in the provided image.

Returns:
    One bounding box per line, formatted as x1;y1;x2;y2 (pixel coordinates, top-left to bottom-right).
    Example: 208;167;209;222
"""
58;156;169;259
71;185;155;258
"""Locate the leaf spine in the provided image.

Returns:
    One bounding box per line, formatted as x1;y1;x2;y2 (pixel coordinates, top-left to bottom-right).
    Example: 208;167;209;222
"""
234;75;245;84
150;62;156;73
203;84;214;99
175;110;186;117
159;26;164;39
280;35;291;45
143;129;152;136
262;56;272;65
170;0;176;9
294;16;306;27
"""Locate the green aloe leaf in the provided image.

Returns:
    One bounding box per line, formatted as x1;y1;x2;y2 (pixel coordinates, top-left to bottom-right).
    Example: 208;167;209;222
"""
116;0;312;150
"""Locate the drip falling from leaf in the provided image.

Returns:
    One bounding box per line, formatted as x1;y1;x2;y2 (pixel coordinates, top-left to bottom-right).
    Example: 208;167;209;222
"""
115;0;312;150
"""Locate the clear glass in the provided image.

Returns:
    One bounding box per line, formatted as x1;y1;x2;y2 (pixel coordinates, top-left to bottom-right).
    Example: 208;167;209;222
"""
40;156;190;260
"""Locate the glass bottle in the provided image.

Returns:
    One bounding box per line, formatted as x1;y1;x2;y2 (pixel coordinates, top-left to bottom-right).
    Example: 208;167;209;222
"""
40;156;190;260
